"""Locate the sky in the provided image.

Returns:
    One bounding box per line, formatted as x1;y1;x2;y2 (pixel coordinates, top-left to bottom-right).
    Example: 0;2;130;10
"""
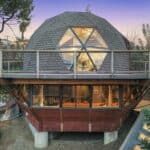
0;0;150;43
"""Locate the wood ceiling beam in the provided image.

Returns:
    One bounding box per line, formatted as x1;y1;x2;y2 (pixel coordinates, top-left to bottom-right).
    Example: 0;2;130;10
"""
0;79;140;85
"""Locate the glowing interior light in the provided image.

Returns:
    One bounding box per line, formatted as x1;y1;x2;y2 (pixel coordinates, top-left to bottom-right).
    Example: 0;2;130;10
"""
59;27;108;71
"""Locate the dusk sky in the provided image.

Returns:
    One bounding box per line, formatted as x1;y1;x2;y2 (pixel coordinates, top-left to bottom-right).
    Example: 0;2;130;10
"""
1;0;150;43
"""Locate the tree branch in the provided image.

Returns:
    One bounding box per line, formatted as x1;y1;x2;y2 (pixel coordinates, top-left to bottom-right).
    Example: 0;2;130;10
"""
0;18;5;33
0;12;15;33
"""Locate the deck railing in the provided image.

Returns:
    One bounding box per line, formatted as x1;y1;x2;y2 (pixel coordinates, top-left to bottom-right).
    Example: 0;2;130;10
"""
0;49;150;79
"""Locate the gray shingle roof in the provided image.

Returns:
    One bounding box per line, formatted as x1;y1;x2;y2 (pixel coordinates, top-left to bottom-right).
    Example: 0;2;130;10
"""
24;11;129;76
27;11;127;50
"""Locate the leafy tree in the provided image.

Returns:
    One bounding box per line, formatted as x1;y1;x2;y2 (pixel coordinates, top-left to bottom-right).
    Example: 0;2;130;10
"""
0;85;9;102
0;0;34;33
143;24;150;50
129;24;150;71
19;21;30;41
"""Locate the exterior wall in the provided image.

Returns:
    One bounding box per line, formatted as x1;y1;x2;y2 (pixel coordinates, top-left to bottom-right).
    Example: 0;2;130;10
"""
27;108;125;132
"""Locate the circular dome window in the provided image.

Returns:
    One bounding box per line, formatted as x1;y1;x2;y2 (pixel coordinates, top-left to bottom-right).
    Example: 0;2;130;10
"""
58;27;108;71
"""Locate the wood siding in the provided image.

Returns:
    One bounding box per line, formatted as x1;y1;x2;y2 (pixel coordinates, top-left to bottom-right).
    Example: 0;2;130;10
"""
27;108;125;132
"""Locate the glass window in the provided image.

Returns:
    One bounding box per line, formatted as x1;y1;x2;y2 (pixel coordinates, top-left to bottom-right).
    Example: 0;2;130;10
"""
88;48;107;69
86;30;108;48
32;85;42;106
58;27;108;72
72;27;93;43
77;52;94;71
62;85;90;108
44;85;60;107
62;85;75;108
123;85;131;106
60;48;76;70
76;86;90;108
111;86;119;107
92;85;119;108
92;86;108;107
32;85;60;107
59;29;81;47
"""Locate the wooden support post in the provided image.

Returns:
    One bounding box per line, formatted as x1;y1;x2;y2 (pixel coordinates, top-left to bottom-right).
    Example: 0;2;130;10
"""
127;85;131;100
119;85;123;109
89;85;93;132
108;85;112;107
127;85;130;97
59;85;63;108
29;85;33;107
39;85;44;106
0;50;2;78
89;85;93;108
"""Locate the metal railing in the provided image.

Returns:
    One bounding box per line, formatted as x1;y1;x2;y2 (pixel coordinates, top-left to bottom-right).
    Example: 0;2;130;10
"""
0;49;150;79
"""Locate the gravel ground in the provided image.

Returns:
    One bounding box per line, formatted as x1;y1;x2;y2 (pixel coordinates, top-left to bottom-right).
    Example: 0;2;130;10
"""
0;112;137;150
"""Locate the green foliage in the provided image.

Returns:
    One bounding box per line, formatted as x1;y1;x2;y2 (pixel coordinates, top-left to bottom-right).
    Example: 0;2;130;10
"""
0;0;34;33
130;52;149;71
0;85;9;102
139;138;150;150
128;24;149;73
143;108;150;125
143;24;150;50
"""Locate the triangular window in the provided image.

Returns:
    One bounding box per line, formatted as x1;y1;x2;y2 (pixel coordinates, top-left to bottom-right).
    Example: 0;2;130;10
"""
60;48;77;70
76;52;94;71
86;30;107;48
72;27;93;43
59;27;108;71
59;29;81;47
88;48;107;69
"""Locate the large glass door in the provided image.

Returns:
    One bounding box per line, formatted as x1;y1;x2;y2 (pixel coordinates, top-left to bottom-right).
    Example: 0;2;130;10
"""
62;85;90;108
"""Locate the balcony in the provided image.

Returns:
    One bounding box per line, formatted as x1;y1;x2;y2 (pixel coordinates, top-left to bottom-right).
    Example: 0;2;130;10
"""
0;49;150;79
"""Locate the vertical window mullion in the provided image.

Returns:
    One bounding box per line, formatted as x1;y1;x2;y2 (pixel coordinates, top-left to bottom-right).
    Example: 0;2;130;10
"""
59;85;63;108
119;85;123;109
89;85;93;108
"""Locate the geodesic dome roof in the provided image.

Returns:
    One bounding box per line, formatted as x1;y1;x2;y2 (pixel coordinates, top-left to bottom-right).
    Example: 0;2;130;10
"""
27;11;127;50
24;12;129;75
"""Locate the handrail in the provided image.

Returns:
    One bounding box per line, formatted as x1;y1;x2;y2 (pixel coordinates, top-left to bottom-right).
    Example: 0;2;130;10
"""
0;49;149;52
0;49;149;79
